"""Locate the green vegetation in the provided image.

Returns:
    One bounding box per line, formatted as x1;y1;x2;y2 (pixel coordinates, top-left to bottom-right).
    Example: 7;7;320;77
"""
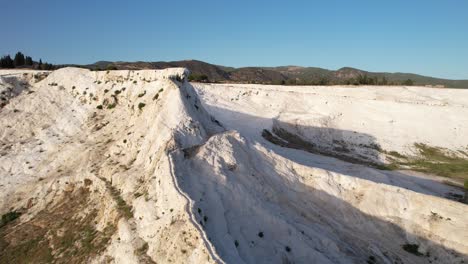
387;150;405;159
81;60;468;88
170;74;183;82
100;177;133;219
1;51;53;69
138;102;146;110
264;126;468;181
402;79;414;86
379;144;468;180
107;103;116;109
390;143;468;180
106;65;118;71
0;188;115;263
0;55;14;68
14;52;25;67
402;243;423;256
0;211;21;228
367;256;376;264
188;74;209;82
96;105;103;109
135;242;149;255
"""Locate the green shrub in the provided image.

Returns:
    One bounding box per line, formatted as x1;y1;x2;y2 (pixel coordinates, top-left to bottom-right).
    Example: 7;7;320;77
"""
402;243;423;256
106;65;118;71
367;256;376;264
107;104;116;109
138;103;146;110
170;75;183;82
188;74;209;82
1;211;21;228
96;105;103;109
402;79;414;86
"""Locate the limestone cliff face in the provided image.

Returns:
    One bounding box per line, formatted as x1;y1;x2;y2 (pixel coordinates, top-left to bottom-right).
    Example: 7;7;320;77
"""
0;68;220;263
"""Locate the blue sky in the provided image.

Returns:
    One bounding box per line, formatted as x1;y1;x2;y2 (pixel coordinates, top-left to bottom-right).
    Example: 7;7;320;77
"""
2;0;467;79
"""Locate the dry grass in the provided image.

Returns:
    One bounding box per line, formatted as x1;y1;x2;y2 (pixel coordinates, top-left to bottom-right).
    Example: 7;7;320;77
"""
0;187;116;263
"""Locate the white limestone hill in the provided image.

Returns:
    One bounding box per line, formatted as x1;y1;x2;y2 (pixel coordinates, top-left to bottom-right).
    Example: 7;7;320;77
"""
0;68;466;264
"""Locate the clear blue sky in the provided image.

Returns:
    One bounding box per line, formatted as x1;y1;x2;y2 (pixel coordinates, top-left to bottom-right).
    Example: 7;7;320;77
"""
2;0;467;79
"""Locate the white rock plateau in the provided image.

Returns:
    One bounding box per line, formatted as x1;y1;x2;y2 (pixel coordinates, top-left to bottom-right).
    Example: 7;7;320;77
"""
0;68;467;263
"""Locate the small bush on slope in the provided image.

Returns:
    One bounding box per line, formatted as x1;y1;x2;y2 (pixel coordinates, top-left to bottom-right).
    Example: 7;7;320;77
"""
0;211;21;228
402;243;423;256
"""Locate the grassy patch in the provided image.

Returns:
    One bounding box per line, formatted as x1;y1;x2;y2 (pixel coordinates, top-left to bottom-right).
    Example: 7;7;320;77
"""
391;144;468;180
101;177;133;219
387;150;405;159
0;188;116;263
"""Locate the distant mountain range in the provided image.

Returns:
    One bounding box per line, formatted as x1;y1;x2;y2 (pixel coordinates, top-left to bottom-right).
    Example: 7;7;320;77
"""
61;60;468;88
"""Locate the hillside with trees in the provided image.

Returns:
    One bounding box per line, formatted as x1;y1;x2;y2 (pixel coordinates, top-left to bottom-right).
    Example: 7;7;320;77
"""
80;60;468;88
0;52;54;70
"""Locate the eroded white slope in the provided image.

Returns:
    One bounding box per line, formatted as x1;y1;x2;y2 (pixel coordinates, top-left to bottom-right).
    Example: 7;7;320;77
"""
173;130;467;264
188;82;468;263
0;69;467;264
194;83;468;161
0;68;223;263
193;82;468;196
